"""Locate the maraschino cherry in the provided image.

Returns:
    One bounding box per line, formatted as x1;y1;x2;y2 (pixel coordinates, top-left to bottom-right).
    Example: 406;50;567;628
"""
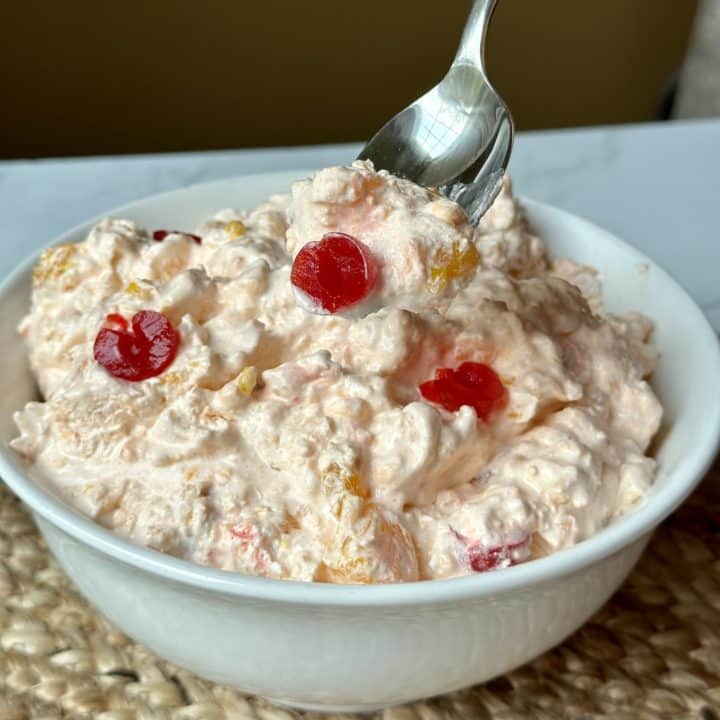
453;529;527;572
152;229;202;244
419;361;507;421
94;310;180;381
290;232;378;313
466;539;526;572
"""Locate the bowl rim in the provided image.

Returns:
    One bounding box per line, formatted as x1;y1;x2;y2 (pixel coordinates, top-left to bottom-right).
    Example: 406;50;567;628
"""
1;170;719;607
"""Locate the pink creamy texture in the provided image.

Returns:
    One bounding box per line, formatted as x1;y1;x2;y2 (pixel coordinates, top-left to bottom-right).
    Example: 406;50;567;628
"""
12;162;662;583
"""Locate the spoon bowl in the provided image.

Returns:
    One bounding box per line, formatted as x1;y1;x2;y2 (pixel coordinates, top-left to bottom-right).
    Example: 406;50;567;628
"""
358;0;513;223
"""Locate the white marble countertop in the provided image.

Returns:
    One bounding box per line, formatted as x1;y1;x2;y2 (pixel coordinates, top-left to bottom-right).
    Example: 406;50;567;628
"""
1;119;718;328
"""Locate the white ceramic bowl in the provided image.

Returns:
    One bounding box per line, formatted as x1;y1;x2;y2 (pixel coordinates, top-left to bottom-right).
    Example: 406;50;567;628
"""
1;172;719;713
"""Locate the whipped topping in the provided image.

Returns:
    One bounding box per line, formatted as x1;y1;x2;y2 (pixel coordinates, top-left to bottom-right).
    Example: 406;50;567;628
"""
12;162;662;583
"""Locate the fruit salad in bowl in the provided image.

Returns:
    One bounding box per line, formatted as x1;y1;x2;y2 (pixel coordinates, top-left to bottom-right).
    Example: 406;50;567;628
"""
11;161;662;584
1;162;718;710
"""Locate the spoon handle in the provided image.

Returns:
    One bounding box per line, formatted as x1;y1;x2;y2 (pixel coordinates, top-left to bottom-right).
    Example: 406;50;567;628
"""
454;0;499;67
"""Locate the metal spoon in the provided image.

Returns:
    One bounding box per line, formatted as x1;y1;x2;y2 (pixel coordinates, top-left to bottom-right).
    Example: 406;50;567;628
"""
357;0;513;224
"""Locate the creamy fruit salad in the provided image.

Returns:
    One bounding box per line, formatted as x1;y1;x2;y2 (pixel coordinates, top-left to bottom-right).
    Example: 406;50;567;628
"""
12;161;662;583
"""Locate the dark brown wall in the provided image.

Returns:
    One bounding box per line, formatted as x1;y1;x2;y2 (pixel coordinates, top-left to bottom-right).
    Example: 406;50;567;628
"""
1;1;698;159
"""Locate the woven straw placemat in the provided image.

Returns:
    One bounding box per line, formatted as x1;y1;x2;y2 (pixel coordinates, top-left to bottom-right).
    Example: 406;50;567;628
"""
1;465;719;720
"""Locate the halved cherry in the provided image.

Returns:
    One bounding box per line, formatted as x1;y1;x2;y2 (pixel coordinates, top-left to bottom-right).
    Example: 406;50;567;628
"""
152;229;202;244
93;310;180;381
290;232;378;313
419;361;507;421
